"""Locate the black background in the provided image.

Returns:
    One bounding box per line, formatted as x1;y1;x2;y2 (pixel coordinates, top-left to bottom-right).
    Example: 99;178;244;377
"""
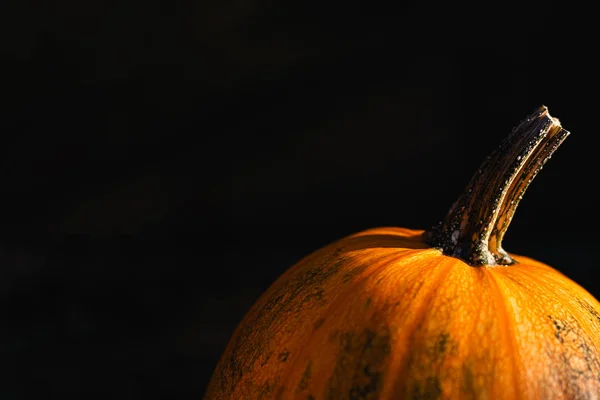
1;2;598;399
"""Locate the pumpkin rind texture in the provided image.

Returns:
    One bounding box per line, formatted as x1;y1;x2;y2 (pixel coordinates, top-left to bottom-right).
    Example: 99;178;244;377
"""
204;228;600;400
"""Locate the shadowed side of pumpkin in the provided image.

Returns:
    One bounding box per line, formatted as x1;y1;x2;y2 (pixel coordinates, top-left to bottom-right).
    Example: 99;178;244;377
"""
204;107;600;399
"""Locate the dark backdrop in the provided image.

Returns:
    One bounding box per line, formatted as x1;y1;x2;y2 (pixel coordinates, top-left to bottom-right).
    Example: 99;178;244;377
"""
1;2;596;399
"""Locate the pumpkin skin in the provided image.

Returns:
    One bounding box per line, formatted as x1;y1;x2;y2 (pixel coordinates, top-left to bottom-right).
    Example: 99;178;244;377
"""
204;227;600;399
204;107;600;399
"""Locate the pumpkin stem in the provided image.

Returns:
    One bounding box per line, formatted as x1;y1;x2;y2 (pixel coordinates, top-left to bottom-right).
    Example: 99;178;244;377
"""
423;106;569;266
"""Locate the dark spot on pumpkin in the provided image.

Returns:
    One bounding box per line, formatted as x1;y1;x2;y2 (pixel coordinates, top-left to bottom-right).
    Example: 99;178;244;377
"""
411;376;442;400
548;315;566;343
313;318;326;330
342;264;368;283
425;332;456;362
260;351;272;367
308;395;316;400
258;379;277;399
220;354;244;394
577;341;595;375
302;287;325;308
325;328;391;400
409;281;425;302
263;250;346;320
546;315;600;396
462;365;475;395
296;361;312;392
218;249;347;394
505;274;526;287
291;254;348;313
348;364;382;400
365;298;372;308
437;333;450;355
577;298;600;325
278;348;290;362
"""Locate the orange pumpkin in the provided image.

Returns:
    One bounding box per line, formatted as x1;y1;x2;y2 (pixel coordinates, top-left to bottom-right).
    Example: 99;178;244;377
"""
204;106;600;399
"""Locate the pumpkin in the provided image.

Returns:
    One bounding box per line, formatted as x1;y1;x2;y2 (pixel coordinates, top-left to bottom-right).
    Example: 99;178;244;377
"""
204;106;600;399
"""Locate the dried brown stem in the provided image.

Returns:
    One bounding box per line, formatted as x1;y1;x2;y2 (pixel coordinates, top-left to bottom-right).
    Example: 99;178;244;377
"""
424;106;569;266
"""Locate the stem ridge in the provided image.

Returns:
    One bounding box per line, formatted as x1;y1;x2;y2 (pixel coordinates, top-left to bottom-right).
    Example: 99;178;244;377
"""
424;106;570;266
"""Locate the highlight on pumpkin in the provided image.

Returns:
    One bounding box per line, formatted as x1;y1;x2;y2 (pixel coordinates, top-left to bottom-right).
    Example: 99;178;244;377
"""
204;107;600;400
